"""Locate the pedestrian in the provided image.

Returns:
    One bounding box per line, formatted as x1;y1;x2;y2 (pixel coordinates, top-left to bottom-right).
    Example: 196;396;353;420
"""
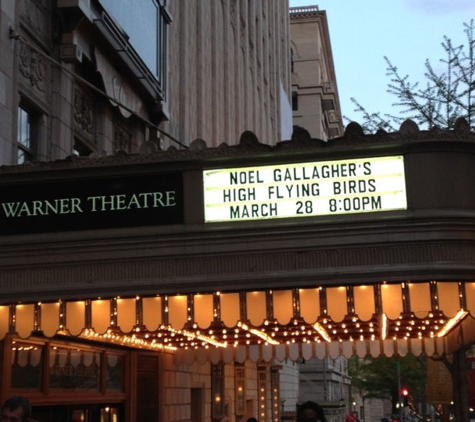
1;396;32;422
346;411;359;422
297;401;327;422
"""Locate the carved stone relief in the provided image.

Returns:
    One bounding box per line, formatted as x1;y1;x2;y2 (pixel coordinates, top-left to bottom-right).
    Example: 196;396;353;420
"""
74;85;95;142
114;121;133;154
19;42;46;93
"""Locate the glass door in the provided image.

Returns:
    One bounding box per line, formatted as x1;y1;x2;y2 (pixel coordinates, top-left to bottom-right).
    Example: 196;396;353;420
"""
100;406;120;422
32;404;123;422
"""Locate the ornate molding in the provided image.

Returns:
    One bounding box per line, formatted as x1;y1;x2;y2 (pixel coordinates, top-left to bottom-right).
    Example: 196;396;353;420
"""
74;85;95;138
114;121;132;154
289;6;321;20
18;42;46;92
0;122;474;175
1;241;474;302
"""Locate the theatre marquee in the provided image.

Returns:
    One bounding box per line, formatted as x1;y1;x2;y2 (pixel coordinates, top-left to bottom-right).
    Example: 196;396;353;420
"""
203;155;407;222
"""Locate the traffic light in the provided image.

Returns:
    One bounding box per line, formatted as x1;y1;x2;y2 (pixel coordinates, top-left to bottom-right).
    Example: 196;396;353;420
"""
401;388;409;406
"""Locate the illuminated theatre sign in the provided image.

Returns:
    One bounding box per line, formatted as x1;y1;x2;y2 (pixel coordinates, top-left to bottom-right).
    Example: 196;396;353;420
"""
0;173;183;235
204;156;407;222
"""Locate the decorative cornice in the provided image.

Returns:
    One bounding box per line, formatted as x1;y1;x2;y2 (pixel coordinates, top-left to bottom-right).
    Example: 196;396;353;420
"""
0;119;474;175
1;241;474;302
289;6;321;19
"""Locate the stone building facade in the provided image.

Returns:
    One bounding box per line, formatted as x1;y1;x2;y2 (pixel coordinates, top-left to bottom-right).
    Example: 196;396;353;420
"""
0;1;295;421
165;1;292;148
4;2;473;422
290;7;347;415
290;5;343;140
0;0;292;169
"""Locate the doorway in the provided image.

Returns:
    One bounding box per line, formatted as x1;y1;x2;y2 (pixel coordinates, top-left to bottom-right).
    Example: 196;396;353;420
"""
32;403;124;422
191;387;204;422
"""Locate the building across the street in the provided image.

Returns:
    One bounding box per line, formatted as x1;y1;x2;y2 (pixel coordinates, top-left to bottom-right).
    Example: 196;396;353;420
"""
290;5;343;141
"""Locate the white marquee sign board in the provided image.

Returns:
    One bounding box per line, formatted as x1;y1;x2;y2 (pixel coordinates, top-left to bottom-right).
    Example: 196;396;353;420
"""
203;156;407;222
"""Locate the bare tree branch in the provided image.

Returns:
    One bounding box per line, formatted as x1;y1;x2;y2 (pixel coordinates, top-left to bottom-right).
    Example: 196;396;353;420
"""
346;20;475;132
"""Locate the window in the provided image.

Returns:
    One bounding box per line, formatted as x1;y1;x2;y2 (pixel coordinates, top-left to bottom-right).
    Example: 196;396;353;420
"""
211;364;225;421
97;0;170;93
292;91;299;111
271;366;281;422
258;365;268;421
106;353;125;391
50;346;101;391
10;339;126;395
73;139;93;157
235;364;246;416
11;341;43;390
17;106;35;164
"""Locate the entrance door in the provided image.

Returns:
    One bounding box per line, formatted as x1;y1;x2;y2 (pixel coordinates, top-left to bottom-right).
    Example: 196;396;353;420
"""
191;387;204;422
32;403;123;422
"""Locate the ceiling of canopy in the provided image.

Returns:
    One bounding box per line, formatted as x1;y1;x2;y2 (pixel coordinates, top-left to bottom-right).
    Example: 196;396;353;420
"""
4;280;474;361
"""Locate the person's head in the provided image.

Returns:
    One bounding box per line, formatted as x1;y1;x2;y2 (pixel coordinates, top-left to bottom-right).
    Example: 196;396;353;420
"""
247;418;258;422
298;401;327;422
1;396;32;422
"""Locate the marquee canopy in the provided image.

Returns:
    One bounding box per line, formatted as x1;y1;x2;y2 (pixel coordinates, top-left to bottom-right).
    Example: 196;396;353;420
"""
3;121;475;362
6;280;475;362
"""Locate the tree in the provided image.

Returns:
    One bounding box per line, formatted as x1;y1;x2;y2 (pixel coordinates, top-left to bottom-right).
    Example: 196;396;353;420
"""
349;20;475;133
348;355;426;417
